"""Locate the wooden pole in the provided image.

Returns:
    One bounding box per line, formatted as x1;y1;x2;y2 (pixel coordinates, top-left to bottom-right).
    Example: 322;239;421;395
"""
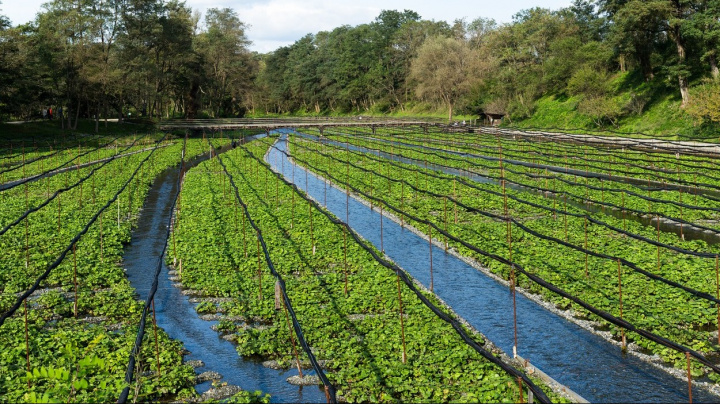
242;212;247;258
25;185;29;269
99;212;104;262
343;228;349;297
24;299;31;387
380;205;384;253
309;203;315;255
400;181;405;227
283;299;304;378
716;255;719;345
73;243;78;318
617;259;626;352
152;299;162;376
679;189;684;241
512;263;518;358
584;216;589;278
370;172;373;209
563;195;568;242
429;224;434;292
622;192;626;233
444;198;449;251
453;179;458;224
256;237;263;301
517;377;524;404
686;352;693;404
657;214;661;272
396;272;407;364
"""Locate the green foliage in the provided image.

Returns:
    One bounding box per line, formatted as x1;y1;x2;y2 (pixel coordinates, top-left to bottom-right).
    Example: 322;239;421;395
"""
299;128;720;382
686;79;720;124
0;136;216;402
170;137;563;403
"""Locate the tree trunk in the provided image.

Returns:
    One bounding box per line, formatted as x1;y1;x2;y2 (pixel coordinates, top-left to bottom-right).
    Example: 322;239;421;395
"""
710;53;719;80
447;101;453;123
673;27;690;108
678;75;690;107
639;51;654;81
72;100;80;131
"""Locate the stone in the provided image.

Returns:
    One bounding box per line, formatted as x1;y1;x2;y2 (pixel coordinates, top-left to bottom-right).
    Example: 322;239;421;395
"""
185;360;205;369
286;375;320;386
196;371;222;383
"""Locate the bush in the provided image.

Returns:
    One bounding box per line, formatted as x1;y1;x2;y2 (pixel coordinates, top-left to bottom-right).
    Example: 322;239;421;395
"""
686;80;720;124
578;96;624;127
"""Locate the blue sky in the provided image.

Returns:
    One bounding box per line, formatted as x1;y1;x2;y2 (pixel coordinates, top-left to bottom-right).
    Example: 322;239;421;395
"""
1;0;574;53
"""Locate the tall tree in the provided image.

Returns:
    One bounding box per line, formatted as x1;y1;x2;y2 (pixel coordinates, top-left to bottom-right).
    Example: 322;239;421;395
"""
685;0;720;79
195;7;254;117
410;36;484;122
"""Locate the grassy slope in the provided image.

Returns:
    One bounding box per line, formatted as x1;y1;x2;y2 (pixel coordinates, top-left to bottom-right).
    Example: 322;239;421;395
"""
511;72;720;139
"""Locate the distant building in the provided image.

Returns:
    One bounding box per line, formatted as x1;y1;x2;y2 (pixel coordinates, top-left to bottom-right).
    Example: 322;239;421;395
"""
484;112;506;126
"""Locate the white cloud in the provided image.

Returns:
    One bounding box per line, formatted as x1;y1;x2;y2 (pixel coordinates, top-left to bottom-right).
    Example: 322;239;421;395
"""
236;0;381;52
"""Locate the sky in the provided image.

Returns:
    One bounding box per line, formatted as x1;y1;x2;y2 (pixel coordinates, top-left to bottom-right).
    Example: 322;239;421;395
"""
1;0;575;53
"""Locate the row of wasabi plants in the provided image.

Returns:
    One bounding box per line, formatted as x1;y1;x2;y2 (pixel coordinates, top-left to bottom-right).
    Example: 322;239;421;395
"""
169;136;564;403
287;129;720;385
0;134;230;403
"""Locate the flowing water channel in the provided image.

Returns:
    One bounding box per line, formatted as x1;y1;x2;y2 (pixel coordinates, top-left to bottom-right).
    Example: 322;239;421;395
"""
268;132;719;403
123;137;326;403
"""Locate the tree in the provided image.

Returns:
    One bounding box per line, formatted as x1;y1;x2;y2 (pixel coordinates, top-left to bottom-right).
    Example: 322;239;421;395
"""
410;36;484;122
195;8;255;117
685;0;720;79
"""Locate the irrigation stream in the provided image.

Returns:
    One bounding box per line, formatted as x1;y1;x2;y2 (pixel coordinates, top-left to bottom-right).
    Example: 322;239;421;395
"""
269;132;719;403
123;135;326;403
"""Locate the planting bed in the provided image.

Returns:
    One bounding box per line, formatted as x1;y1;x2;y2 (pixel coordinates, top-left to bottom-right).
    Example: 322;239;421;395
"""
287;126;720;393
